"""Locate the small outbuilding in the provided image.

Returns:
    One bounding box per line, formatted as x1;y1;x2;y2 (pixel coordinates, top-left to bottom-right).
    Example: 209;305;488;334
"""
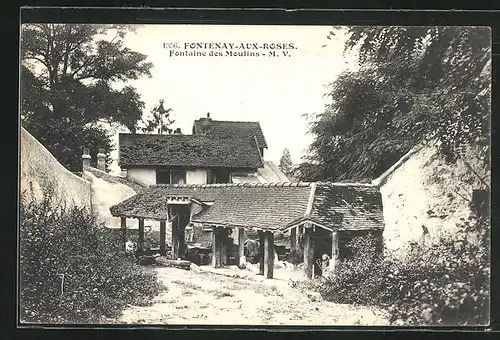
109;182;384;279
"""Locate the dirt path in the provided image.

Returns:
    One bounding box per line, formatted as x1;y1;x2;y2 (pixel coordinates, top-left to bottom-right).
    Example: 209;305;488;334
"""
110;267;389;326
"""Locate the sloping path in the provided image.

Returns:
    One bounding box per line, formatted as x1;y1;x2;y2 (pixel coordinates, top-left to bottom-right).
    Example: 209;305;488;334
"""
110;267;389;326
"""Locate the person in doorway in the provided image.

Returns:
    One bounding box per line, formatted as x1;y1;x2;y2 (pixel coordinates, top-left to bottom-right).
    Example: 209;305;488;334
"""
316;254;331;278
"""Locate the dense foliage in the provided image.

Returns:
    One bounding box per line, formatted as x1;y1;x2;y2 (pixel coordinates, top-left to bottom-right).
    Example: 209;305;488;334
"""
139;99;176;134
296;27;491;182
278;148;293;176
313;216;490;326
20;24;152;171
19;194;163;323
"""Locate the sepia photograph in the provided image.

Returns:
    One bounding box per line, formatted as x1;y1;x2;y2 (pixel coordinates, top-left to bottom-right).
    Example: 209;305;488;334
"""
19;20;491;327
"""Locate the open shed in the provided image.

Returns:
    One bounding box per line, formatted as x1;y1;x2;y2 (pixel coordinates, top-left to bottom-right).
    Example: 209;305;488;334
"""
109;182;384;279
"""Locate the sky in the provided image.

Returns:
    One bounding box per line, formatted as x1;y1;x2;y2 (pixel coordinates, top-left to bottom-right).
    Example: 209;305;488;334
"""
102;24;357;173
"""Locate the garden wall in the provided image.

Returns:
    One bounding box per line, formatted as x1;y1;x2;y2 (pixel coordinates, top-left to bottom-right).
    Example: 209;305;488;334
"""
20;127;92;210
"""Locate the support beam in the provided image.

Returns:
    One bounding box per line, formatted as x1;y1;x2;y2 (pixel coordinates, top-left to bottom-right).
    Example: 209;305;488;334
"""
221;227;229;266
258;230;265;275
331;230;339;272
211;226;217;267
238;227;246;268
160;220;166;256
303;226;314;279
177;209;188;259
290;227;297;251
120;217;127;252
138;218;145;253
264;231;275;279
214;227;222;268
171;214;179;260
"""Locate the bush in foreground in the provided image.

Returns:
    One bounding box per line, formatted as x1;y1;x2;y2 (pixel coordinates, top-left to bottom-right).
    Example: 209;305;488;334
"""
19;195;164;323
313;217;490;326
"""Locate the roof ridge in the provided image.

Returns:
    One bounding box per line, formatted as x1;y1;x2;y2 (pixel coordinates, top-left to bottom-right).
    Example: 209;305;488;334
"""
154;182;314;189
317;181;376;188
194;119;261;124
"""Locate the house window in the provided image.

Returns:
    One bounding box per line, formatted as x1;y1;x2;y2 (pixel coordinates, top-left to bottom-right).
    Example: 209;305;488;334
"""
207;170;214;184
213;169;230;183
156;170;187;184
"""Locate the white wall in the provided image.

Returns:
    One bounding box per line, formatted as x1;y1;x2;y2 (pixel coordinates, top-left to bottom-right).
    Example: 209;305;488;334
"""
83;170;138;228
127;168;157;187
378;142;489;257
20;127;92;209
187;169;207;184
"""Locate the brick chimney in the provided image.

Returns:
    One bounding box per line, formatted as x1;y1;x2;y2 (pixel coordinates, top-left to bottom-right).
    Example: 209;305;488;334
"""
97;148;106;171
82;147;91;170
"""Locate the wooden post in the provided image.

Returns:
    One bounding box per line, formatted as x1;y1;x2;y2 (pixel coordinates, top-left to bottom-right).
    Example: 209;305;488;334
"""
211;226;217;267
221;232;227;266
264;231;275;279
290;227;297;251
258;230;265;275
238;227;246;268
120;217;127;252
138;218;145;252
177;210;187;260
331;230;339;272
171;214;179;260
215;227;222;268
303;226;314;279
160;220;166;256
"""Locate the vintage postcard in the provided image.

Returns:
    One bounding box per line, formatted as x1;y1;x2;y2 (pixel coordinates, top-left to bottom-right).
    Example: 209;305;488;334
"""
19;21;491;327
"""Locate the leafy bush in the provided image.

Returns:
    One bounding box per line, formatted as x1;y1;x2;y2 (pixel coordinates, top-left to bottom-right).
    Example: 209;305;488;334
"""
19;194;164;323
314;217;490;326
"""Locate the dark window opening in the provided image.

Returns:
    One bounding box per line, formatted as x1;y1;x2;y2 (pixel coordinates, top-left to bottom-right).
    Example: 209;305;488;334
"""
207;170;214;184
156;170;186;185
213;169;230;183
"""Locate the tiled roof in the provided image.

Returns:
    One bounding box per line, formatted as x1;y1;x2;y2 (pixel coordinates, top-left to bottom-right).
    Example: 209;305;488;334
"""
307;183;384;231
118;133;263;168
109;182;384;232
193;119;268;148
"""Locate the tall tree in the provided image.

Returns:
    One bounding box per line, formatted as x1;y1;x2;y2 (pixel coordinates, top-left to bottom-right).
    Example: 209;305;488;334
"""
278;148;293;175
139;99;175;134
297;27;491;182
20;24;152;171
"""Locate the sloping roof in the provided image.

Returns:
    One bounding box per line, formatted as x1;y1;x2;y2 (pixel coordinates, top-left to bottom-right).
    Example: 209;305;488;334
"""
84;166;146;193
257;161;290;182
109;182;384;232
118;133;263;168
193;118;268;148
307;183;384;231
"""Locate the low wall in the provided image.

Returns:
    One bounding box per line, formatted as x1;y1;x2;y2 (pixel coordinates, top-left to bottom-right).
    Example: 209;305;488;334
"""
20;127;92;210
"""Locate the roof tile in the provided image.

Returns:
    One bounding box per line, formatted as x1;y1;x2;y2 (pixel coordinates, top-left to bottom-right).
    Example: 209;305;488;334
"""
109;182;384;232
193;119;268;148
118;133;263;168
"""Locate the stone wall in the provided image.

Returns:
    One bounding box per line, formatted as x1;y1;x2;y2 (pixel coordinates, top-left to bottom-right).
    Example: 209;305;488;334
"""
20;127;92;209
374;141;489;257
